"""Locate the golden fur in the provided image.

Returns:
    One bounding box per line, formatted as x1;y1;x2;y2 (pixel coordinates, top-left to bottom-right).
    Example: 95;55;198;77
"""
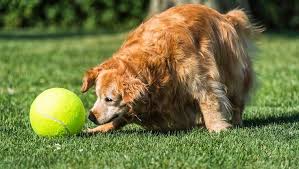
81;4;261;133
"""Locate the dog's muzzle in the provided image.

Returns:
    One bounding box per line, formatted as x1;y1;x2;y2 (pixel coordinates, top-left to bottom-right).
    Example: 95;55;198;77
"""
88;111;98;124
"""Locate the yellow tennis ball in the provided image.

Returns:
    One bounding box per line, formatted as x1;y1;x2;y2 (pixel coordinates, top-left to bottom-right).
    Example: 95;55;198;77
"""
30;88;86;136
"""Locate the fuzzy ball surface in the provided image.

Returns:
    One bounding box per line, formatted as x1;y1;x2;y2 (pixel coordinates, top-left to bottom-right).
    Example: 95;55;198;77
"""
30;88;86;136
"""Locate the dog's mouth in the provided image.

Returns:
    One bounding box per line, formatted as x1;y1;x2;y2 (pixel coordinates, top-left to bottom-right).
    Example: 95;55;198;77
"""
93;114;121;125
106;114;120;123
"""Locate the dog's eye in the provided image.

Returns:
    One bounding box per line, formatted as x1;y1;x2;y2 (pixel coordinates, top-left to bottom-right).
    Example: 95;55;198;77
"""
104;97;113;102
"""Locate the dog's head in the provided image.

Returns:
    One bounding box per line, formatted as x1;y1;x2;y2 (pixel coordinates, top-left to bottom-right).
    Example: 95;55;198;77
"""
81;58;146;125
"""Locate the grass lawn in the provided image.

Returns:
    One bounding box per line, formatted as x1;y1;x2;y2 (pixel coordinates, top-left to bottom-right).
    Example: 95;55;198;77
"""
0;31;298;169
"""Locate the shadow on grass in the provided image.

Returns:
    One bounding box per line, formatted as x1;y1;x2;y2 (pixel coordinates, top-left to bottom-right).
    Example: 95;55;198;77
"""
77;127;197;137
0;30;120;40
117;128;199;136
78;112;299;137
243;112;299;127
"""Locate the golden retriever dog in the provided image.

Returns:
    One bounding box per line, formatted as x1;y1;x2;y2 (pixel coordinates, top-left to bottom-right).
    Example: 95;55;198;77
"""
81;4;261;133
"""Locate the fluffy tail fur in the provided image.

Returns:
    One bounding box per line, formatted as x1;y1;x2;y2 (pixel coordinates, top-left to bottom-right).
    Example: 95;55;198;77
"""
225;9;263;38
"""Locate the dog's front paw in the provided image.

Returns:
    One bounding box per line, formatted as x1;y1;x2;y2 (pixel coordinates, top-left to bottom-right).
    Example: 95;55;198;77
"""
84;128;96;133
85;124;115;134
207;121;232;133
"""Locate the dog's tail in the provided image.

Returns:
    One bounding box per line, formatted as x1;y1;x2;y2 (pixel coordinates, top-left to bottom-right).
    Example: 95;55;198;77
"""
225;9;264;38
224;9;263;101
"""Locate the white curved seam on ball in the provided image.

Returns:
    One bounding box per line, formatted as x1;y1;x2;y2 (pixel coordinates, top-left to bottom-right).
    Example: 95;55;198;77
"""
36;111;71;135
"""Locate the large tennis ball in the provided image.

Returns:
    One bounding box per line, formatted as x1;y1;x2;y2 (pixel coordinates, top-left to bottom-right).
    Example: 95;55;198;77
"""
30;88;86;136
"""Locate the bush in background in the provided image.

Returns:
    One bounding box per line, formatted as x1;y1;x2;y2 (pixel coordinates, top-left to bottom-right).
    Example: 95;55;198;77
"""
0;0;149;30
249;0;299;30
0;0;298;31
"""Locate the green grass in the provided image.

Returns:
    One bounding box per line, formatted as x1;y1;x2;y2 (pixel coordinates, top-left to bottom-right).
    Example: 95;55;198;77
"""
0;31;298;169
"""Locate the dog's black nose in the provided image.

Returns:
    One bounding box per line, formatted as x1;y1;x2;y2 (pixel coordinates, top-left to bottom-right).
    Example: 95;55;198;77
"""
88;111;97;124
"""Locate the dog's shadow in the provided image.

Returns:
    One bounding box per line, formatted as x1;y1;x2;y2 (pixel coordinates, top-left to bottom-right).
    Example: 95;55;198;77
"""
79;112;299;137
243;112;299;127
78;127;194;137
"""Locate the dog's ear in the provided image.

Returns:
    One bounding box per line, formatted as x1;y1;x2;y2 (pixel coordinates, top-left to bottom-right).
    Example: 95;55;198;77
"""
122;76;147;103
116;59;146;103
81;66;102;93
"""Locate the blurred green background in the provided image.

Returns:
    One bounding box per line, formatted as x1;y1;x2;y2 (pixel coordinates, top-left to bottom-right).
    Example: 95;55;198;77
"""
0;0;298;31
0;0;149;31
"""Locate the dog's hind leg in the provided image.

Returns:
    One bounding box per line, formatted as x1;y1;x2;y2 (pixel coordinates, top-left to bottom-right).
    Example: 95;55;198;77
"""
230;98;245;126
193;80;233;132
